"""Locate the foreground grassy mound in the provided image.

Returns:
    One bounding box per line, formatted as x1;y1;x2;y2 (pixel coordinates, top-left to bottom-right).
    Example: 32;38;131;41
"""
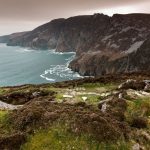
22;124;131;150
0;73;150;149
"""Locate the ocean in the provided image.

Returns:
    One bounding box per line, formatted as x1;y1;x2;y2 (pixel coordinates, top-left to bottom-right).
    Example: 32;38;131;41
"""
0;44;81;87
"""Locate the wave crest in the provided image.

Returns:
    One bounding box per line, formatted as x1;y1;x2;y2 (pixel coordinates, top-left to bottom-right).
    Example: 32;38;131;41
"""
40;54;82;82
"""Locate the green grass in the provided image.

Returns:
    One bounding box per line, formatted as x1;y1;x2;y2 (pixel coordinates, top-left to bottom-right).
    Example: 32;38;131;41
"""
0;110;8;119
55;93;64;102
0;88;8;95
55;92;101;104
79;83;118;92
126;98;150;118
125;98;150;128
54;83;117;104
77;94;101;104
21;124;131;150
0;110;12;135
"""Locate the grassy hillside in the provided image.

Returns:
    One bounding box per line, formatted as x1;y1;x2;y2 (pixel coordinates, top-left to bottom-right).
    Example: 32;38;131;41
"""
0;73;150;150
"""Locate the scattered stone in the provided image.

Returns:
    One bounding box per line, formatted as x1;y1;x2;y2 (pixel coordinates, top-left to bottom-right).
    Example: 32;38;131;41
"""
118;79;146;90
141;131;150;142
98;98;112;110
63;95;73;98
101;92;111;97
32;92;40;97
126;89;150;99
132;143;140;150
139;91;150;96
118;93;123;99
82;97;88;101
144;83;150;92
0;100;22;110
101;103;107;113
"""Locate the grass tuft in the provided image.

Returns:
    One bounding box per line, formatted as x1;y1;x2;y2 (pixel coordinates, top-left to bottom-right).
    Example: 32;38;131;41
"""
21;124;131;150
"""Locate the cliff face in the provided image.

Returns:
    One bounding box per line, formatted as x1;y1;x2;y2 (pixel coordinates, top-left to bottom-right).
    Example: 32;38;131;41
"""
1;14;111;52
1;13;150;76
69;38;150;76
0;32;29;45
4;19;65;50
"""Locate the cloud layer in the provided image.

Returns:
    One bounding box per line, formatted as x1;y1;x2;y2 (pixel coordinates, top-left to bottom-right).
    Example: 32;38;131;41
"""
0;0;149;35
0;0;149;21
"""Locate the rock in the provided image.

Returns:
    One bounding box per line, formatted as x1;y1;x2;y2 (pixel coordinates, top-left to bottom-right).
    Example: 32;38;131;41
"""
132;143;140;150
63;95;73;98
32;92;40;97
0;100;22;110
126;89;150;99
98;98;112;110
144;83;150;92
141;131;150;142
118;93;123;99
118;80;146;90
101;92;111;97
118;79;136;89
101;103;107;113
82;97;87;101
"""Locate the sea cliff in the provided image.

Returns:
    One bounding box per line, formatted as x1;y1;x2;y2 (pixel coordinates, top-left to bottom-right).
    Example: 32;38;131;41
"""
1;13;150;76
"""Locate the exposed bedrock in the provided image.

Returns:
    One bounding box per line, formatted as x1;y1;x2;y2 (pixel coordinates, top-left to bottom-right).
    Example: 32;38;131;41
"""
69;38;150;76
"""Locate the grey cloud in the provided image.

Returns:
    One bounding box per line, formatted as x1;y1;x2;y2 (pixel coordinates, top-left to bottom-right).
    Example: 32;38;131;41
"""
0;0;149;35
0;0;148;21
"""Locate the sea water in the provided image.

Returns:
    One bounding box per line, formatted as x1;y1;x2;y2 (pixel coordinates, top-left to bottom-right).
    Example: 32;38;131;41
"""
0;43;81;87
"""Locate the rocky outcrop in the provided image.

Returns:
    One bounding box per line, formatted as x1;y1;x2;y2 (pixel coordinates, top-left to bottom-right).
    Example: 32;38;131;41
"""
69;36;150;76
1;13;150;75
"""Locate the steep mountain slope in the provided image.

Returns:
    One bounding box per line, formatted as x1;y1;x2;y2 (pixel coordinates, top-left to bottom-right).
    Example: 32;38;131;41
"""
69;36;150;76
0;13;150;75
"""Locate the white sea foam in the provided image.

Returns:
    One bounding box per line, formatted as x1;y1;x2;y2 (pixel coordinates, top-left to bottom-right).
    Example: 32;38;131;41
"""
40;74;55;82
40;53;82;82
16;47;35;53
48;49;75;55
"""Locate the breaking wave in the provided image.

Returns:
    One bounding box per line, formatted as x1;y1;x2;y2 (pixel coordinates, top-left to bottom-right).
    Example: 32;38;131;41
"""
48;49;76;55
40;53;82;82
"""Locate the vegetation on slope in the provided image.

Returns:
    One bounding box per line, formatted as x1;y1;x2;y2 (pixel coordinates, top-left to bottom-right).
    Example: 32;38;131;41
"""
0;74;150;149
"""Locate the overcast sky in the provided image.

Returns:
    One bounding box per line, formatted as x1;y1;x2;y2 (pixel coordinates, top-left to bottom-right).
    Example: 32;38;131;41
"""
0;0;150;35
